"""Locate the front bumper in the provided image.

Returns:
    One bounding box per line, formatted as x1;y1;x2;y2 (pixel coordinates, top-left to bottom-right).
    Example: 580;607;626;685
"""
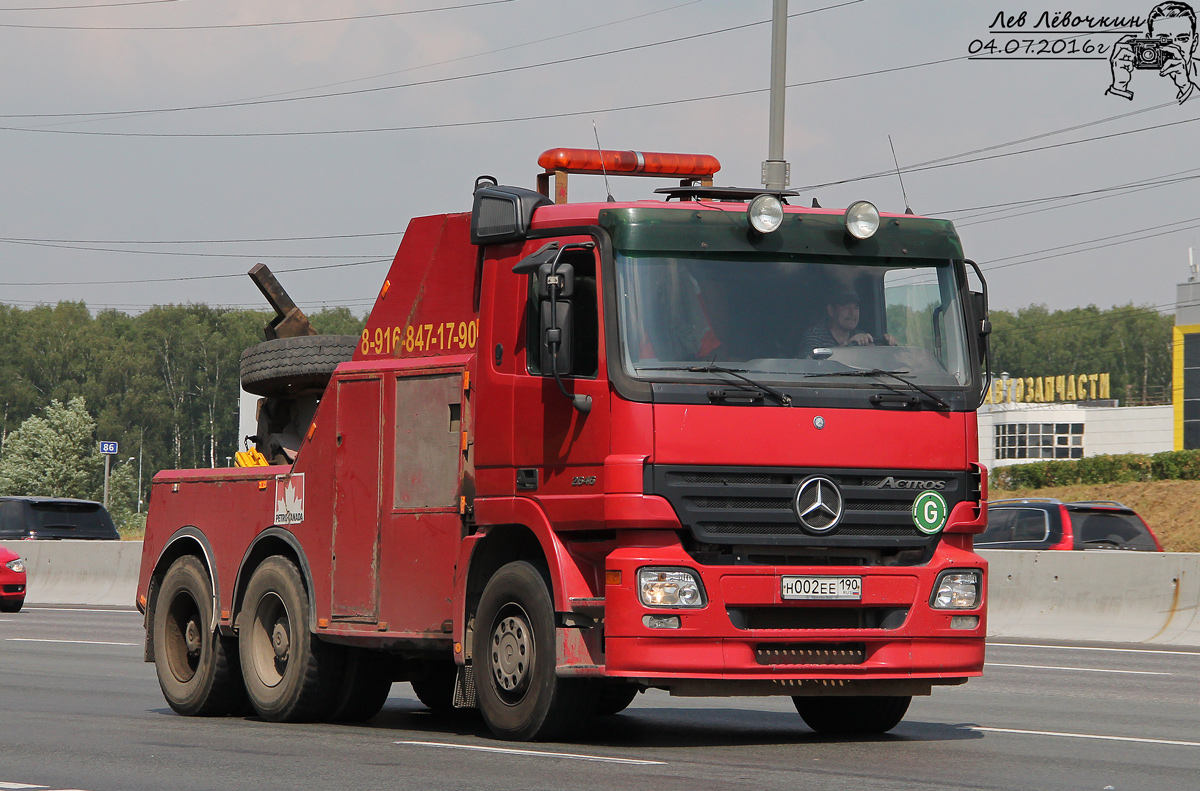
602;534;986;684
1;570;26;602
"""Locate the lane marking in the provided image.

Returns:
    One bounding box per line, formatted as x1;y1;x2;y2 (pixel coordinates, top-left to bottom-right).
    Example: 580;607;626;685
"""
986;662;1170;676
5;638;138;647
991;643;1200;657
974;726;1200;748
395;741;665;766
0;783;48;789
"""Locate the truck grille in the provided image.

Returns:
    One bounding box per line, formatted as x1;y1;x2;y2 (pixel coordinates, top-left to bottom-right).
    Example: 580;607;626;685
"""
648;465;968;548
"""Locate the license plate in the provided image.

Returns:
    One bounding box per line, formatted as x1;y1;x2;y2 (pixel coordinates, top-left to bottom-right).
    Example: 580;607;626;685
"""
781;575;862;601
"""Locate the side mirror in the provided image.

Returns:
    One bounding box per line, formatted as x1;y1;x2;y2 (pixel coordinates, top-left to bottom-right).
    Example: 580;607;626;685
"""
541;300;574;375
970;290;990;355
538;262;575;376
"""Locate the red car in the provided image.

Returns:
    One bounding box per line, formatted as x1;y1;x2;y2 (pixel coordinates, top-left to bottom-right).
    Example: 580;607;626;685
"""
981;499;1162;551
1;546;27;612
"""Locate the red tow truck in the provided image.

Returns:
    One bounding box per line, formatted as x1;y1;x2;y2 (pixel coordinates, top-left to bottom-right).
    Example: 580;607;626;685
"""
137;148;991;741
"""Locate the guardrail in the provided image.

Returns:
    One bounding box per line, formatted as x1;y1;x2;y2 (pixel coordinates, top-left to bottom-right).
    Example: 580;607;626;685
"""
980;549;1200;646
3;541;1198;646
1;539;141;608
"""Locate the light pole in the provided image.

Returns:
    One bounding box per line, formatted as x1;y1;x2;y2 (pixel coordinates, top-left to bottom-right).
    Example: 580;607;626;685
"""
137;431;144;514
762;0;791;191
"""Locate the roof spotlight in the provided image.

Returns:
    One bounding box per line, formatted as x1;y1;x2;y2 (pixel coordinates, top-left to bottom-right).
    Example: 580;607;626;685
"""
844;201;880;240
748;194;784;234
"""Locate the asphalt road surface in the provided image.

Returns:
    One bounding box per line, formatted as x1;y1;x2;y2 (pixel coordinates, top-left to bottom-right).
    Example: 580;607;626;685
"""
1;606;1197;791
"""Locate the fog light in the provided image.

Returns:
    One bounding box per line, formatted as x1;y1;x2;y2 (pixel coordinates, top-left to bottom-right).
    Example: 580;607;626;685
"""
748;194;784;234
845;200;880;239
950;615;979;630
931;570;981;609
643;614;681;629
638;568;707;608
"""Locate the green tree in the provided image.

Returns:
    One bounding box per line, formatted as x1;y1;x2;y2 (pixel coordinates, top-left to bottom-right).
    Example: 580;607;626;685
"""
0;397;101;499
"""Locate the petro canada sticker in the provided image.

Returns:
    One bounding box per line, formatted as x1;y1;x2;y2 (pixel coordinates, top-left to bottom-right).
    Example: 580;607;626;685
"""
274;474;305;525
912;490;949;535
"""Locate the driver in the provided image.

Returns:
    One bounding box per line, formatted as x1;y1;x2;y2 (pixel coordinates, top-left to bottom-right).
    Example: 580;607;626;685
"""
801;289;896;356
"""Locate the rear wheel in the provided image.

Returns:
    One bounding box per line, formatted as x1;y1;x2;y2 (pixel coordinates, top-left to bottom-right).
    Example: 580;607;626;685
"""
792;695;911;735
239;556;343;722
409;659;458;712
152;556;245;716
327;647;392;722
473;561;597;741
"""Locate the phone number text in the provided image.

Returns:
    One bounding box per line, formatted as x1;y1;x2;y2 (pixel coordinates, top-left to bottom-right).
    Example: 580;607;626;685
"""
360;319;479;356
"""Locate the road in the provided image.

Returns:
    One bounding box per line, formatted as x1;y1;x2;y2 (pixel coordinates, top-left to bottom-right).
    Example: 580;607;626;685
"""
1;606;1197;791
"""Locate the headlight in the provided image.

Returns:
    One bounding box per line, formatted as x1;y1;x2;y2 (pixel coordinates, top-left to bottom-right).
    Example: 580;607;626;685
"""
747;194;784;234
638;568;707;608
6;558;25;573
931;570;981;609
844;200;880;239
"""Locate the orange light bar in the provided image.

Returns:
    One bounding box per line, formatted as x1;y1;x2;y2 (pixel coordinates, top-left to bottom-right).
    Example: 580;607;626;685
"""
538;148;720;178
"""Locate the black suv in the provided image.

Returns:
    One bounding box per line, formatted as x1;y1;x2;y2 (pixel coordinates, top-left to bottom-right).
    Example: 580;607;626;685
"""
0;497;120;540
980;499;1161;551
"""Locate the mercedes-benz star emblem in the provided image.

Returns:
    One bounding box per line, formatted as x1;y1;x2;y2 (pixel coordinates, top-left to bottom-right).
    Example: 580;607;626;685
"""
793;475;844;534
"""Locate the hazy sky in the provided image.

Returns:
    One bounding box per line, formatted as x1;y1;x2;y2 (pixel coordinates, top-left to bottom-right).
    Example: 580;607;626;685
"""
1;0;1197;316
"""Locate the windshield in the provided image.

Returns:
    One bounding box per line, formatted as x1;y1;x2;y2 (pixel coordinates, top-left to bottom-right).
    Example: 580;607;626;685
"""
614;253;972;389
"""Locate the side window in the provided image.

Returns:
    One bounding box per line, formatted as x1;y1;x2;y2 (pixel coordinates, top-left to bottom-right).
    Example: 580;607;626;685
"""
526;249;599;378
1011;509;1050;543
0;501;25;537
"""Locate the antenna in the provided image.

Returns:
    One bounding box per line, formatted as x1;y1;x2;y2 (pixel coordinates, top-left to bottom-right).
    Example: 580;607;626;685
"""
888;135;913;215
592;120;615;202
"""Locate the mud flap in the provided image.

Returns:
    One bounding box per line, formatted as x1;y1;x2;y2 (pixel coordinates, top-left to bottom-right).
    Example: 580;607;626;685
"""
453;664;477;708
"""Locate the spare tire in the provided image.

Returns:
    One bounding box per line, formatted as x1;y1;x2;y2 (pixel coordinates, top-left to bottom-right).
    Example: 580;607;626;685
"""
240;335;359;397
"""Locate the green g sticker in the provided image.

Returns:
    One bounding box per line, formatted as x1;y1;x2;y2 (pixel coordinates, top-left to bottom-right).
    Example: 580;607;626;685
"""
912;491;948;534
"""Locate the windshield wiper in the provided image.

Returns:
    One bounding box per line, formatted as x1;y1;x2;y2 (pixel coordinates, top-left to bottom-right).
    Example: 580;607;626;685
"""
801;368;951;411
634;364;792;406
688;364;792;407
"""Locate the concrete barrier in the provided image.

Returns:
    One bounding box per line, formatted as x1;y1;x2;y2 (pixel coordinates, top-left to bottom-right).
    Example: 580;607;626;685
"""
982;549;1200;646
2;541;1198;646
0;540;142;608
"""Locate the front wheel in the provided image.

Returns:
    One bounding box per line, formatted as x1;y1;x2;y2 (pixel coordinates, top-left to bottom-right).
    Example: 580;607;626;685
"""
473;561;597;741
239;556;343;722
152;555;245;716
0;598;23;614
792;695;911;735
